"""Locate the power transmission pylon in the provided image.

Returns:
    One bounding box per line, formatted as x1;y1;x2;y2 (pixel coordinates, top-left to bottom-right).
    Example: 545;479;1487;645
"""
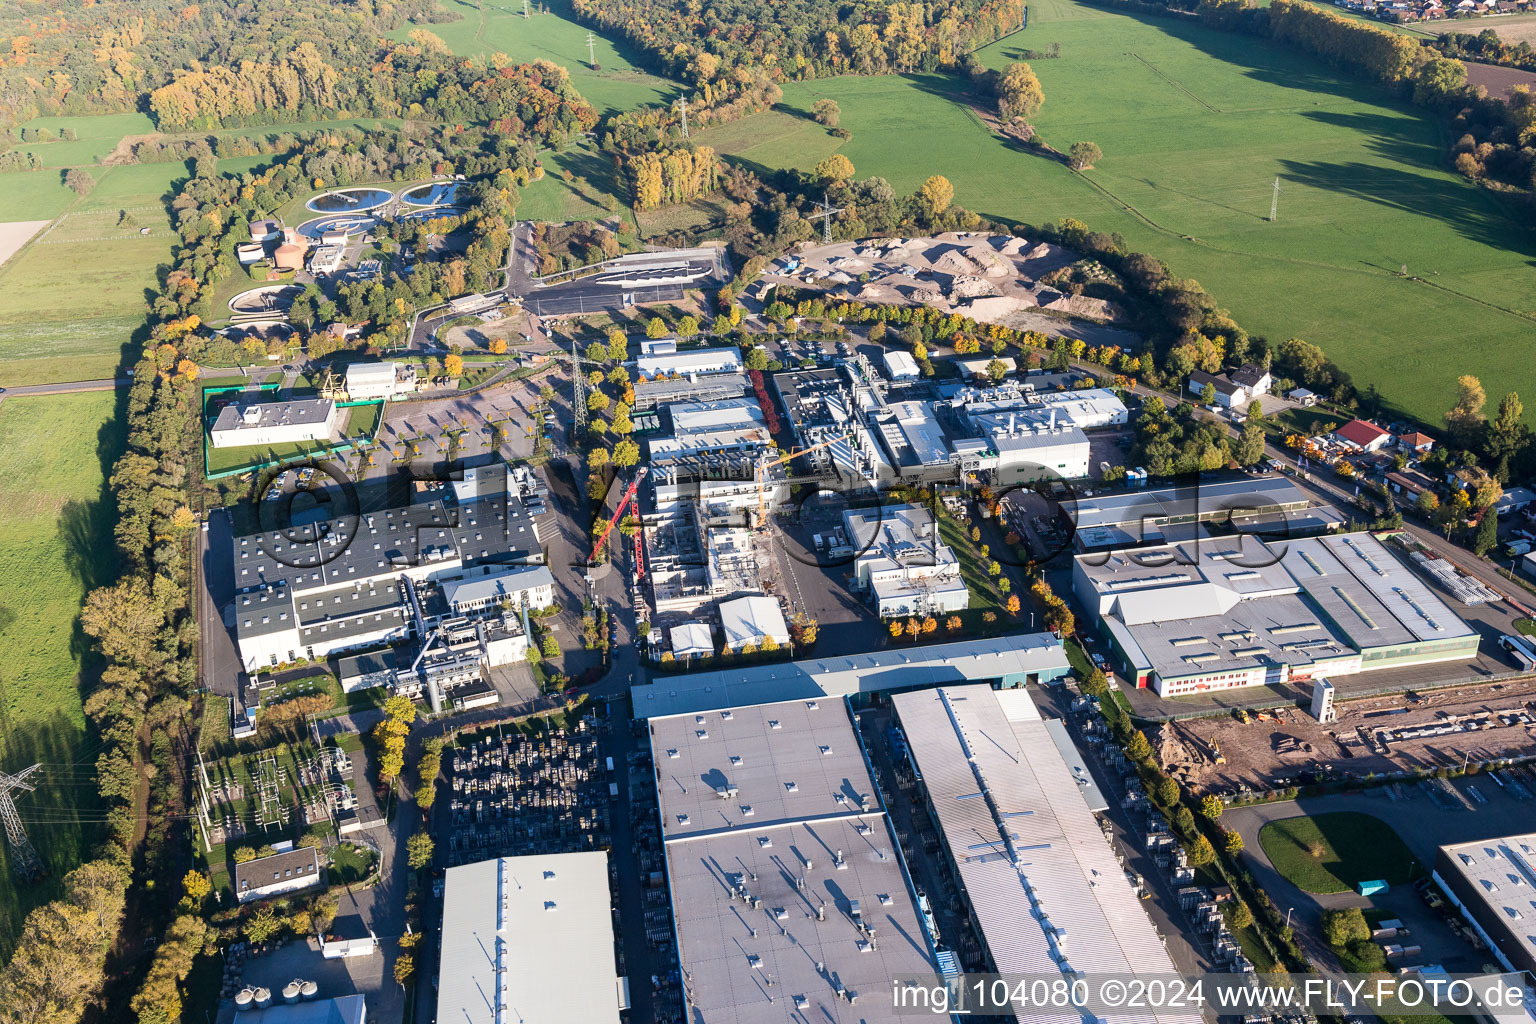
586;31;597;68
809;192;845;244
675;96;689;139
0;764;43;881
570;336;587;436
1269;176;1282;222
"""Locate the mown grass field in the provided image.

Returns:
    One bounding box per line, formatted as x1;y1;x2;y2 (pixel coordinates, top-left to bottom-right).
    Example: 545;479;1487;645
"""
0;161;183;386
1257;811;1419;893
0;391;122;955
391;0;678;115
7;112;157;168
686;0;1536;427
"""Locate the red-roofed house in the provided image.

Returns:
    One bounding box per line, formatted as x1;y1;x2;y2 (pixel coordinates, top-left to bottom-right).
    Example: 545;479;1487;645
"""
1333;419;1392;452
1398;431;1435;453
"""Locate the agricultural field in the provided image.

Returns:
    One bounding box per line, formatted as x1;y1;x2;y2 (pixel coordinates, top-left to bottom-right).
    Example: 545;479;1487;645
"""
390;0;678;115
688;0;1536;427
1257;811;1418;893
0;391;123;955
6;112;157;168
0;160;181;386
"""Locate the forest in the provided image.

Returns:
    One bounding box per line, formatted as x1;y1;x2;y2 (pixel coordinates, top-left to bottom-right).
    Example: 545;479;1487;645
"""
568;0;1027;88
0;0;446;128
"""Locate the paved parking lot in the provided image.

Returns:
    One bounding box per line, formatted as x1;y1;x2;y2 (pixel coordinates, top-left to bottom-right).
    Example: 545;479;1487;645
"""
768;505;881;657
375;376;551;467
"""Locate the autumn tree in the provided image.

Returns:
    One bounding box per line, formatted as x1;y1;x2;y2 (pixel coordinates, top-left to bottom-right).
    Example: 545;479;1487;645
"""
1200;795;1224;821
812;98;841;127
917;175;954;217
130;914;209;1024
1068;141;1102;171
407;831;435;870
612;437;640;467
445;353;464;378
1005;593;1021;615
488;338;507;354
65;168;95;196
394;954;415;985
1486;392;1530;481
646;317;667;339
996;62;1045;120
814;153;855;184
1445;374;1487;447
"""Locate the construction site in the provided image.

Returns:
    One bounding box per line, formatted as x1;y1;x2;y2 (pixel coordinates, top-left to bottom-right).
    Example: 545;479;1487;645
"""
1152;676;1536;797
747;231;1133;327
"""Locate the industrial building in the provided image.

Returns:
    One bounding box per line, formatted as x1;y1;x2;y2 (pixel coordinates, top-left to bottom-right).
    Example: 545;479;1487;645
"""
882;349;920;381
718;593;790;651
343;361;414;401
842;504;969;617
968;408;1091;484
1073;532;1480;696
892;685;1201;1024
436;852;625;1024
234;845;323;904
631;371;747;411
649;697;936;1024
1433;833;1536;978
646;398;774;467
630;633;1070;718
635;345;742;380
210;399;340;449
1068;475;1342;551
231;477;548;703
952;382;1128;431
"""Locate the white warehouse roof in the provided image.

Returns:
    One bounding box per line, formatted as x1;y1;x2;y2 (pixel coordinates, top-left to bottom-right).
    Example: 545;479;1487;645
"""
718;594;789;649
436;852;622;1024
892;685;1200;1024
631;633;1069;718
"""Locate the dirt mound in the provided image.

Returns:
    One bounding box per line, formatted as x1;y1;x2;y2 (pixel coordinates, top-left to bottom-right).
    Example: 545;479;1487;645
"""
931;248;981;276
950;274;1000;299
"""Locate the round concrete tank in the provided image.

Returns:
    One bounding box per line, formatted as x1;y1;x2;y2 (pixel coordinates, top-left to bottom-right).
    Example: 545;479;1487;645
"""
234;988;255;1012
252;987;272;1009
283;980;302;1004
273;242;305;271
300;980;319;1001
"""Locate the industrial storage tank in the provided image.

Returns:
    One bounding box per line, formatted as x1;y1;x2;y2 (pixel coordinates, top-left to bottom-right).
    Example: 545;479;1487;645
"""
273;241;306;271
283;980;303;1004
234;988;255;1012
300;980;319;1001
252;987;272;1009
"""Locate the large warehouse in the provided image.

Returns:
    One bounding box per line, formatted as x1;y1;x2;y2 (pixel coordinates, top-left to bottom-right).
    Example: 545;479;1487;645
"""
1433;833;1536;978
630;633;1071;719
436;852;625;1024
1073;531;1479;696
1067;476;1342;551
231;486;546;674
209;398;340;449
649;697;935;1024
891;685;1201;1024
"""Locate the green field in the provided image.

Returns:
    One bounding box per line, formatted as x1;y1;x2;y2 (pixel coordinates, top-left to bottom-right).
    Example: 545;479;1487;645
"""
1257;811;1419;893
0;391;123;955
7;112;157;168
0;162;185;386
688;0;1536;427
391;0;678;115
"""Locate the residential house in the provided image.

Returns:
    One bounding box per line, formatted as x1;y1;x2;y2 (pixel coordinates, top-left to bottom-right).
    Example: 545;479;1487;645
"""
1188;364;1269;409
1332;419;1392;452
1398;431;1435;453
1288;387;1319;407
1386;469;1436;498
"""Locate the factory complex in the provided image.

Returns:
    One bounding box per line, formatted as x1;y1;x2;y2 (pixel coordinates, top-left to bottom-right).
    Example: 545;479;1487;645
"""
1073;531;1480;696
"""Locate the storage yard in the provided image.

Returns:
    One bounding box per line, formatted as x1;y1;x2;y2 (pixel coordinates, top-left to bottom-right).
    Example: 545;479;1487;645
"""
1159;678;1536;795
442;722;610;866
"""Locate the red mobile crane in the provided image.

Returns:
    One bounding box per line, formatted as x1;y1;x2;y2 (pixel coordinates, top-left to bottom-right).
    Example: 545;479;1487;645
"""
588;466;647;573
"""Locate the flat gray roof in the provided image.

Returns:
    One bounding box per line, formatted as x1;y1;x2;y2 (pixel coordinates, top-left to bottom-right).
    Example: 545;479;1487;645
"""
437;853;621;1024
892;686;1199;1024
651;697;878;841
1069;476;1310;532
212;398;335;433
631;634;1070;719
652;697;935;1024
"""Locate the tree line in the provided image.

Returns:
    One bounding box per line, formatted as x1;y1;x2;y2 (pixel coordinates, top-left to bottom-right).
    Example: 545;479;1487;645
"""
568;0;1026;91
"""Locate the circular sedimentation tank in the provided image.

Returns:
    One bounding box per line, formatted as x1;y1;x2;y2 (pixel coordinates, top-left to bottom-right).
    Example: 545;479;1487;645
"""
400;181;462;206
305;186;392;213
228;284;303;315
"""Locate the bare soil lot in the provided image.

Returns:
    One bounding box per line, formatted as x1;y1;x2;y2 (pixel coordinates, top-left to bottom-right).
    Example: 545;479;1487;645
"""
0;220;51;269
1160;677;1536;795
1463;60;1536;101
